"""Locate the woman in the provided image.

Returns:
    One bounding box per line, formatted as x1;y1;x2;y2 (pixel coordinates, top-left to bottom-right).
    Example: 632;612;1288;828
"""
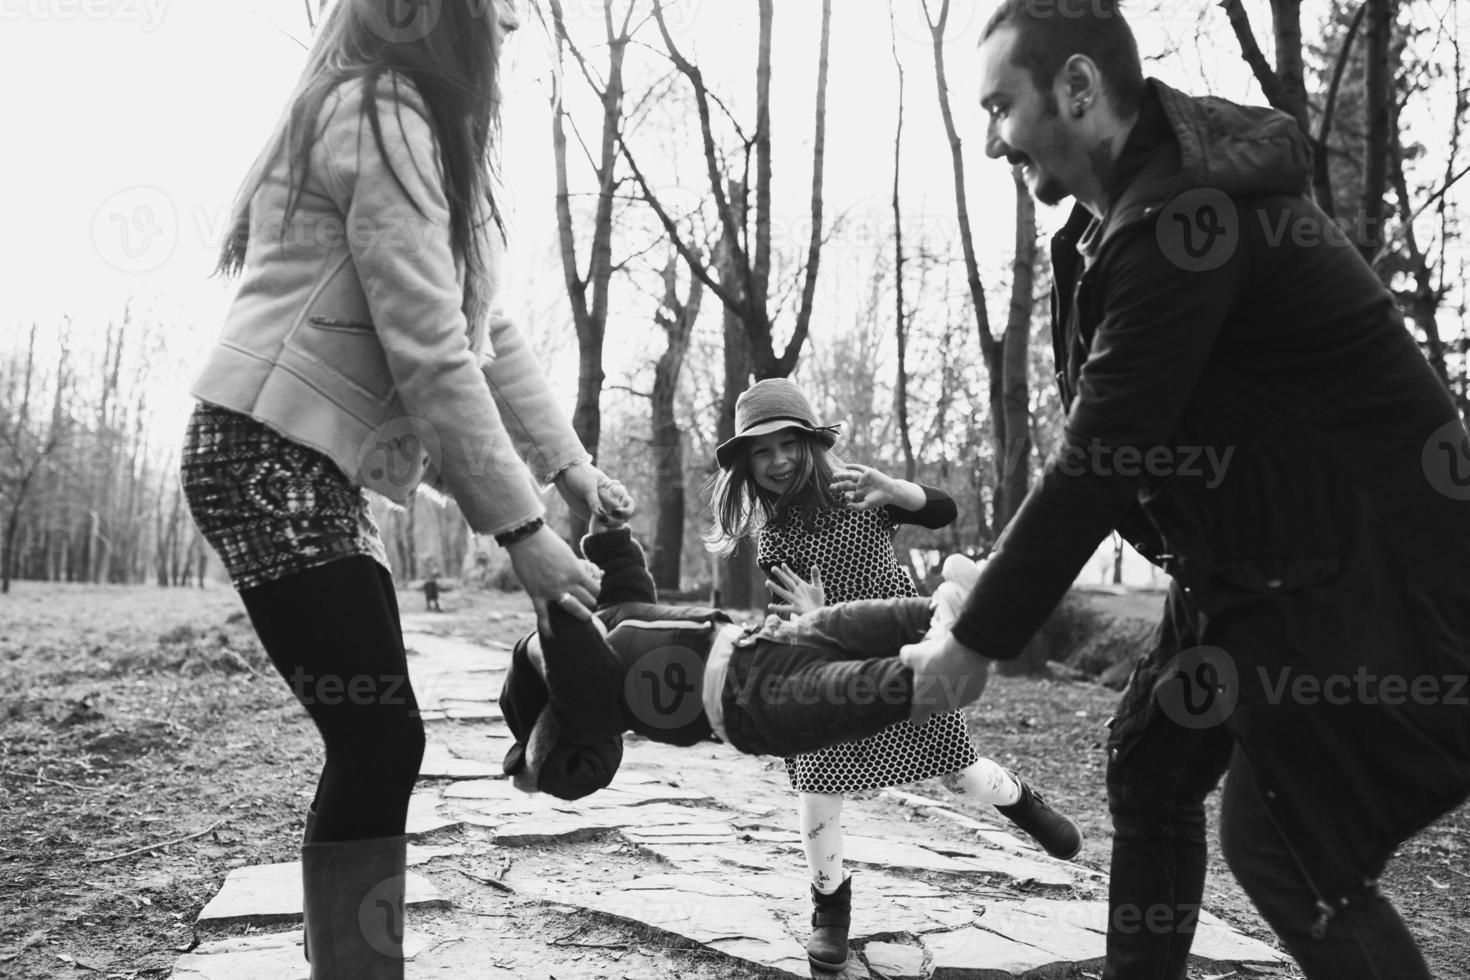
180;3;619;976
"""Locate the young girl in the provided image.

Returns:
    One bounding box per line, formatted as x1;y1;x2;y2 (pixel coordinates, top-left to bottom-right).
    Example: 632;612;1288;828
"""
709;378;1080;972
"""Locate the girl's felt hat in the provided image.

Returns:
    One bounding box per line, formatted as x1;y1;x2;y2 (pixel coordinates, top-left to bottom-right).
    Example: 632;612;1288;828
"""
715;378;840;469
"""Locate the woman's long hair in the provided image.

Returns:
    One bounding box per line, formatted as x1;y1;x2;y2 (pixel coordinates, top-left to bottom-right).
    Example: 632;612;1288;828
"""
216;0;506;328
704;429;844;556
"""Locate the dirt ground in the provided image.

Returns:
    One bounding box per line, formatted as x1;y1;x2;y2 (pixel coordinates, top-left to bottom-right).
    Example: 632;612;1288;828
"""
1;580;1466;979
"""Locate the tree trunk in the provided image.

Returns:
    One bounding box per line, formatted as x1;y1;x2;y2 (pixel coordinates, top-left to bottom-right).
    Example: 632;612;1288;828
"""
714;182;757;610
924;0;1033;537
549;0;633;542
650;255;703;591
1358;0;1394;264
998;168;1037;531
889;1;915;482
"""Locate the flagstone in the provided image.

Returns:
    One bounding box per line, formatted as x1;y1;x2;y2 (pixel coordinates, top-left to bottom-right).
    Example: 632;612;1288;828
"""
863;940;927;979
196;862;446;925
1191;910;1291;964
973;900;1107;966
172;632;1299;980
925;926;1062;979
406;843;466;866
404;793;463;836
623;821;733;839
418;743;497;780
705;937;811;978
620;873;754;897
170;931;430;980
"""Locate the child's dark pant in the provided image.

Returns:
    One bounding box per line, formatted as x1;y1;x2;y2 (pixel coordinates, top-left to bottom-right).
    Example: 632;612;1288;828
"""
718;597;932;756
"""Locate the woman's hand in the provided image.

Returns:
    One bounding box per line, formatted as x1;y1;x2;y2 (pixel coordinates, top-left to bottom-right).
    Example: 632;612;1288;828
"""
505;524;600;635
555;461;635;525
766;564;825;617
831;464;922;511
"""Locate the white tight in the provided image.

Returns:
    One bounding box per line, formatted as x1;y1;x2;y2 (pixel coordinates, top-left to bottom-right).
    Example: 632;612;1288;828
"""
799;758;1019;892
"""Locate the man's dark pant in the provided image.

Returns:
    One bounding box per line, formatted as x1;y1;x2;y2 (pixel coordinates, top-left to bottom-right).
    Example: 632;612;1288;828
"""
718;597;932;757
1106;583;1433;980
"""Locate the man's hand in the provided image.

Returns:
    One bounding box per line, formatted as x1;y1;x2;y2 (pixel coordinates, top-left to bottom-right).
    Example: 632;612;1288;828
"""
899;632;991;726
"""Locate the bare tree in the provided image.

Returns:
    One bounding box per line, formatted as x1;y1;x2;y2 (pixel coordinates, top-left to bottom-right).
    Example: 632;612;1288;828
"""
888;0;915;482
0;325;71;593
922;0;1037;536
611;0;834;607
649;252;703;590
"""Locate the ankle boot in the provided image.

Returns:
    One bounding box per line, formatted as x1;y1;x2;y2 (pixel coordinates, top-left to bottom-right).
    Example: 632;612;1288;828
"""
806;875;852;971
301;805;319;963
995;774;1083;860
301;835;407;980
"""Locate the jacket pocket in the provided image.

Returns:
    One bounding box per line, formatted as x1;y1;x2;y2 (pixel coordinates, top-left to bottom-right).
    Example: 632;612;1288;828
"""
1212;556;1342;594
292;316;395;401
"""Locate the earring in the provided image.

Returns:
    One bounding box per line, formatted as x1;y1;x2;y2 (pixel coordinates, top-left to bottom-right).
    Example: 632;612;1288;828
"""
1072;98;1090;118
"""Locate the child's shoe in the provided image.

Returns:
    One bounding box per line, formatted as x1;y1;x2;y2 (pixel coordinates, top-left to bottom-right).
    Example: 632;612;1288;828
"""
995;773;1083;860
805;875;852;971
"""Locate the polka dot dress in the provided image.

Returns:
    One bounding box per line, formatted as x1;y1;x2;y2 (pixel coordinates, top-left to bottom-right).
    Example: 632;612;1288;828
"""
758;499;978;794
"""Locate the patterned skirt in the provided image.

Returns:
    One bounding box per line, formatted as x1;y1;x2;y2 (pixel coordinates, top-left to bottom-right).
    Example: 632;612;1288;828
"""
180;402;390;592
784;711;978;794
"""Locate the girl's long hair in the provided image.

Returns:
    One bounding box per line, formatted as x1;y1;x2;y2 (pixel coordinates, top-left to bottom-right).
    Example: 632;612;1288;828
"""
216;0;505;329
704;429;844;556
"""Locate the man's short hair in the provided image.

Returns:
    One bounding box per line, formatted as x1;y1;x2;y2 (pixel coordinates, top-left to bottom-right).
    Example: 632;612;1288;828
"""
982;0;1146;115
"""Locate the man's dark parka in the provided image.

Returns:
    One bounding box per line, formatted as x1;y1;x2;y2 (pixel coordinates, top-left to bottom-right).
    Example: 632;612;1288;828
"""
951;79;1470;907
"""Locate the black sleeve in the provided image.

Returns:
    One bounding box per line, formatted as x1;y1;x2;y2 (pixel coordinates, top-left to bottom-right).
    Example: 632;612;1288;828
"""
885;484;958;529
951;221;1247;660
581;526;658;607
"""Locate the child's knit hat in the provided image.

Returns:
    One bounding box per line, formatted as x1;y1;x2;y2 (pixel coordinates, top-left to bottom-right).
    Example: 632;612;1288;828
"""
715;378;840;469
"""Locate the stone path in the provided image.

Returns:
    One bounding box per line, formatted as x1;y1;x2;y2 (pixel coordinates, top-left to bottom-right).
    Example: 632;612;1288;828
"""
170;620;1291;979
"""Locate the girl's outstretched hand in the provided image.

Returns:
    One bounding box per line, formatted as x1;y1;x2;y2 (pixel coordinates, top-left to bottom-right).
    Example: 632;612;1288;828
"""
766;563;825;616
832;464;901;510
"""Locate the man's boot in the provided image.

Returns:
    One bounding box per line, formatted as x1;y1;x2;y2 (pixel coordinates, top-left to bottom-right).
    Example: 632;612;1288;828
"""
806;875;852;971
301;835;407;980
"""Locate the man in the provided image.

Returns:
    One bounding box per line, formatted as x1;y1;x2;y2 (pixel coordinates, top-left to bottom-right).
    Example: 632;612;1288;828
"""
899;2;1470;978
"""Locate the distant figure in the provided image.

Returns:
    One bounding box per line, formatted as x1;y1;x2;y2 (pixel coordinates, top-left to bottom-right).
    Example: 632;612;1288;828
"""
423;574;442;613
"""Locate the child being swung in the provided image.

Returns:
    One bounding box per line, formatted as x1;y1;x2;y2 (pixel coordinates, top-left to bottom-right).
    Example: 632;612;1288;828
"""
708;378;1081;972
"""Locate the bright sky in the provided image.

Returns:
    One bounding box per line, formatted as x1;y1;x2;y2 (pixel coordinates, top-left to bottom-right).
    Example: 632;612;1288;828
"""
0;0;1261;354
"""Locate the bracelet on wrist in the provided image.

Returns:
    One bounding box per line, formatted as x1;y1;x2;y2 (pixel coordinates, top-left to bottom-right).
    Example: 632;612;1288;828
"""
494;516;545;548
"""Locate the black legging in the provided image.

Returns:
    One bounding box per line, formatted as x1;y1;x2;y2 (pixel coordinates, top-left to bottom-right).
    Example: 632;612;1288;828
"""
241;556;426;842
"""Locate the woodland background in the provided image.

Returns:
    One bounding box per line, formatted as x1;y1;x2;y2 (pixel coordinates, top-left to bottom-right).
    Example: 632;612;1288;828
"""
3;0;1466;646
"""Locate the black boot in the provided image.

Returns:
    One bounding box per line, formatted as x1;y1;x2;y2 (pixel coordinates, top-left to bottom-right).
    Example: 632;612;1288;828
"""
301;835;407;980
995;775;1083;860
301;804;318;963
806;875;852;971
